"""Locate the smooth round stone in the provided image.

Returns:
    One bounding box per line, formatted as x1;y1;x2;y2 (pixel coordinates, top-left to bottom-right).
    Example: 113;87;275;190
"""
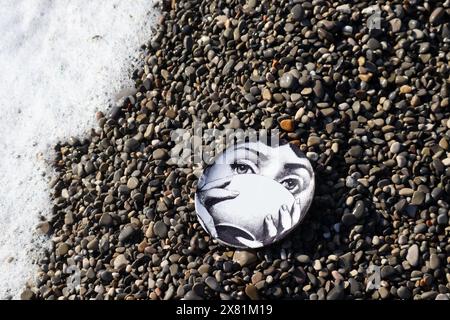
124;138;139;151
406;244;420;267
183;291;202;300
198;264;210;275
119;224;137;243
326;285;344;300
390;141;401;154
153;148;168;160
348;145;362;157
280;119;294;132
379;287;390;299
399;188;414;197
100;270;113;283
437;213;448;225
398;235;408;245
352;200;365;219
381;265;395;279
367;38;381;50
430;7;445;25
113;254;128;270
411;191;425;205
429;254;440;270
284;23;294;32
396;155;407;167
307;136;321;146
296;254;311;264
233;250;257;267
263;117;274;129
291;4;304;21
420;291;438;300
389;18;402;33
56;243;70;256
127;177;139;190
86;239;99;251
205;276;220;291
245;284;259;300
153;221;168;238
397;286;411;299
414;223;427;234
229;117;241;129
279;73;295;89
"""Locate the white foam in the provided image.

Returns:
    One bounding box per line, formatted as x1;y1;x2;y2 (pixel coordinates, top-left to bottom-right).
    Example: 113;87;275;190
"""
0;0;158;299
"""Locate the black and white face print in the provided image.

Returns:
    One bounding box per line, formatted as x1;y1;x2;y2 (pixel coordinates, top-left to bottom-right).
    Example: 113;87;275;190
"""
195;140;315;249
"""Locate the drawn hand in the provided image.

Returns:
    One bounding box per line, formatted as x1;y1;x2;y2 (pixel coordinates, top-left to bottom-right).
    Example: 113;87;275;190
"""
197;175;240;207
263;198;301;243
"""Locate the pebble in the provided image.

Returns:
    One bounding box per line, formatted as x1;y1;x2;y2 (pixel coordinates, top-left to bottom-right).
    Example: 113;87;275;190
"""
326;285;344;300
37;222;51;235
113;254;128;270
307;136;321;147
229;117;241;129
352;200;365;219
296;255;311;264
56;243;69;256
291;4;304;21
279;73;295;89
435;294;449;301
119;224;137;243
87;239;99;251
127;177;139;190
20;289;35;300
406;244;420;267
205;276;220;292
437;213;448;225
397;286;411;299
280;119;294;132
153;221;168;238
245;284;259;300
99;213;113;227
233;250;257;267
153;148;168;160
411;191;425;205
429;7;445;25
263;117;273;129
390;142;401;154
183;291;202;300
389;18;402;33
399;188;414;197
429;254;440;270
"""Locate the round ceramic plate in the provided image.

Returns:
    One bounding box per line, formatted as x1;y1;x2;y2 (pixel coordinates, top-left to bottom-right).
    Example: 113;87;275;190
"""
195;140;315;248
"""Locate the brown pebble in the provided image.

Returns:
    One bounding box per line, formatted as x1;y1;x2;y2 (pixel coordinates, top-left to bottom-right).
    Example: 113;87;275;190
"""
262;88;272;100
400;85;412;94
245;284;259;300
280;119;295;132
439;137;448;150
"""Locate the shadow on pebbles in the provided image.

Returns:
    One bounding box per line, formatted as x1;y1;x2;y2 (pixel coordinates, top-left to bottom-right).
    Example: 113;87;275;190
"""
23;0;450;300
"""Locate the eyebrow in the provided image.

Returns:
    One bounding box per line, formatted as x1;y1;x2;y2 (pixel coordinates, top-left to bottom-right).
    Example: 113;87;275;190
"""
282;163;313;177
233;146;268;162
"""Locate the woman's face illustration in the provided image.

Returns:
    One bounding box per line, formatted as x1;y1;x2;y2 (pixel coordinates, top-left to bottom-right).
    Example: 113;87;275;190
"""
195;141;315;248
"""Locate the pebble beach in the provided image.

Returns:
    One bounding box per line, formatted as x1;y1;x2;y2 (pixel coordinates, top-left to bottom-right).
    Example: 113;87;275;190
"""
14;0;450;300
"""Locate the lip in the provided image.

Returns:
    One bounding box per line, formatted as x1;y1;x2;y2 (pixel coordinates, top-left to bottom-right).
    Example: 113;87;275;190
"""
214;223;256;248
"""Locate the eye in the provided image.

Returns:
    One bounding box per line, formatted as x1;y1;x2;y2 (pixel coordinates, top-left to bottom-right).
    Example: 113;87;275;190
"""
280;177;305;194
282;178;298;191
230;162;255;174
